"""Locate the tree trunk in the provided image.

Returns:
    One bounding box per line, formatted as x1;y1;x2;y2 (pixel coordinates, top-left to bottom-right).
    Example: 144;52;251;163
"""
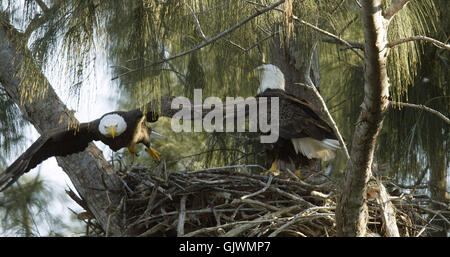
428;148;449;237
335;0;393;236
0;20;124;236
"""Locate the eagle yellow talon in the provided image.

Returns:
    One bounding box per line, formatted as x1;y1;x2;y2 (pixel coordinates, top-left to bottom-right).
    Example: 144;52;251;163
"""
126;145;139;156
146;147;160;162
261;159;281;176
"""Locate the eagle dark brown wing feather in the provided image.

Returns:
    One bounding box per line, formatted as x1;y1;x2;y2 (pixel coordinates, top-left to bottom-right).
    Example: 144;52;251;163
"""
258;88;337;140
0;121;100;192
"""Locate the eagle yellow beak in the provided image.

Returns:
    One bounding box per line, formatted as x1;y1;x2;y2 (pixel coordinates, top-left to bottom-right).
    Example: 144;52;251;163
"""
106;125;117;138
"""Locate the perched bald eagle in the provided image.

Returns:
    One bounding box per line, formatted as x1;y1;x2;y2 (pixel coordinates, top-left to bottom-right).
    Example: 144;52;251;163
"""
0;108;164;191
256;64;340;175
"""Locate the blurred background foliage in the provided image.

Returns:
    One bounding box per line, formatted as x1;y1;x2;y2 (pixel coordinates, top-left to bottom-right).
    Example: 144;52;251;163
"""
0;0;447;236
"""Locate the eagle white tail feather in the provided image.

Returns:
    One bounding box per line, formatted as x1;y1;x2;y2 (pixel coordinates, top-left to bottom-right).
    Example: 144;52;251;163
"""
291;138;340;161
321;139;341;150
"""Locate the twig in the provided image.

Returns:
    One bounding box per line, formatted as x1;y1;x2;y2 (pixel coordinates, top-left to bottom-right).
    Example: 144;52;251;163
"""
388;36;450;51
296;18;364;60
221;205;301;237
268;206;335;237
321;37;365;51
300;41;350;161
353;0;362;8
389;101;450;125
241;175;273;200
177;195;187;236
187;164;267;172
417;206;450;226
227;31;280;53
296;81;351;160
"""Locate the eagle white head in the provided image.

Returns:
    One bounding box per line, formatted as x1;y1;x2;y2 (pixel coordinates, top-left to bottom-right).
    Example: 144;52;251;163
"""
99;113;127;138
256;64;285;94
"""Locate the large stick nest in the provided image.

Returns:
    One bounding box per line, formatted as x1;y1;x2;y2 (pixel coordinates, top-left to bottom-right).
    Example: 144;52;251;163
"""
87;165;436;237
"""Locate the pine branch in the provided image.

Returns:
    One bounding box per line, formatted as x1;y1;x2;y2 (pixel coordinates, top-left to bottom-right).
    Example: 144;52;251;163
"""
388;36;450;51
111;0;286;81
389;101;450;125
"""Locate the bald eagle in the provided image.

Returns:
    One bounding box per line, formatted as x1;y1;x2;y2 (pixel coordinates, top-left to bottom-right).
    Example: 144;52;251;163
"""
0;108;164;191
256;64;340;175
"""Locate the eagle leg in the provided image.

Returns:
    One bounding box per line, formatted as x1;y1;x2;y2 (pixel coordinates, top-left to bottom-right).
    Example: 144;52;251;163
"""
261;159;281;176
145;147;161;162
126;145;139;156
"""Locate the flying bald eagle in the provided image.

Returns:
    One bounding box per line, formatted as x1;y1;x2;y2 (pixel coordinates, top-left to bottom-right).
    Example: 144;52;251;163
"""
256;64;340;175
0;108;164;192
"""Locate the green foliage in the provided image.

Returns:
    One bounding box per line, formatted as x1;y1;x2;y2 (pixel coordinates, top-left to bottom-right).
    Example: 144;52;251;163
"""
384;0;438;101
0;172;82;236
0;86;26;164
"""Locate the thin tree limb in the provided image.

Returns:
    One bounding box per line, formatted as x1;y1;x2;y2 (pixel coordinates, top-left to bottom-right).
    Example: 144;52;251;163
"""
111;0;286;81
389;101;450;125
296;82;350;160
34;0;49;12
177;195;187;236
245;0;365;60
384;0;411;21
299;41;350;160
388;36;450;51
295;18;364;60
182;1;207;41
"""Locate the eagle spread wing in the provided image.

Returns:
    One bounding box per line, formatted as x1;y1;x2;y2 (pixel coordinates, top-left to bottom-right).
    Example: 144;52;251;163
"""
0;121;100;191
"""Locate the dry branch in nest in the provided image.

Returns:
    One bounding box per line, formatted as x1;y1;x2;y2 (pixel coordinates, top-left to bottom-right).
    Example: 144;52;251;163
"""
71;163;444;237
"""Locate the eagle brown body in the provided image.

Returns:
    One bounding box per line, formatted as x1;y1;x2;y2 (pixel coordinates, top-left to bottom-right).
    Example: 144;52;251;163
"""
255;64;340;174
257;88;339;170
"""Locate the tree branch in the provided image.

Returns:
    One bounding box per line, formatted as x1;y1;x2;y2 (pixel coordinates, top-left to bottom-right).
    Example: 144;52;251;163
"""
111;0;286;81
389;101;450;125
24;1;62;40
321;37;365;51
388;36;450;51
295;18;364;60
34;0;49;12
384;0;411;21
299;41;350;160
296;81;351;160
